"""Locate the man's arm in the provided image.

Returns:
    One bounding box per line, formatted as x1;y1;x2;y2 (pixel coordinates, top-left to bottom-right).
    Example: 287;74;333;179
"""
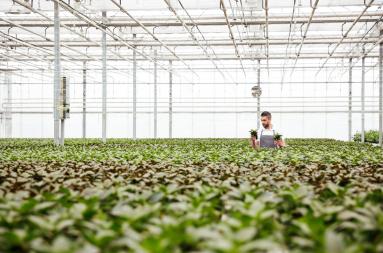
275;138;286;148
250;136;259;149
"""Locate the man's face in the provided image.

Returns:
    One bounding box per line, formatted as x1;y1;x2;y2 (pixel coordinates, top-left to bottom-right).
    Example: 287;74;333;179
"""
261;116;271;128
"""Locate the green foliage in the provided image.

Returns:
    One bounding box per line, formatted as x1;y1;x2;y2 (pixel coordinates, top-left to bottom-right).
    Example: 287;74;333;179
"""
353;130;380;143
0;138;382;252
249;129;258;138
274;133;283;141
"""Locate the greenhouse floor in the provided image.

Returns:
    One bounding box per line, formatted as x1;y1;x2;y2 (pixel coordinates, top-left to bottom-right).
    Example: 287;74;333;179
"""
0;139;382;253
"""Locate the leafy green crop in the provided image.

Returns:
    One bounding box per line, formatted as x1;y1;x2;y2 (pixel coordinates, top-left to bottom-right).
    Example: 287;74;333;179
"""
0;138;382;253
353;130;380;144
249;129;258;139
274;133;283;141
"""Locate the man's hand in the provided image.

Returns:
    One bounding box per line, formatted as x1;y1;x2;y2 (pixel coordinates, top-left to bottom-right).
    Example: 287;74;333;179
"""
275;140;285;148
250;137;259;149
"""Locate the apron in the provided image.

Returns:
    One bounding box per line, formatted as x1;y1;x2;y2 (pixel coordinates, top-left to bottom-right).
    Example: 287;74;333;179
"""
259;129;276;148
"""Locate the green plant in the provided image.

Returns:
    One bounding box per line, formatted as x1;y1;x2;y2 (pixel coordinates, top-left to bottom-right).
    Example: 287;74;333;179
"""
353;130;379;143
0;138;382;252
274;133;283;141
249;129;258;139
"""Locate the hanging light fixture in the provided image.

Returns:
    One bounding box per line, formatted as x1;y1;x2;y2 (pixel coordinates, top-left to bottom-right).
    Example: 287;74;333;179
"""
7;0;31;14
73;0;82;10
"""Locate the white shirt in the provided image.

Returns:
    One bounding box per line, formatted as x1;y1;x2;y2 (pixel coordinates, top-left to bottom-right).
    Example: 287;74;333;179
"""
258;125;279;138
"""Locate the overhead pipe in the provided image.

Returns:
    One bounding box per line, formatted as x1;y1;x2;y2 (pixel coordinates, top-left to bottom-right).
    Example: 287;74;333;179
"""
0;30;53;56
2;37;379;48
337;15;383;77
316;0;375;75
0;52;46;71
51;0;191;81
219;0;246;76
0;44;48;67
0;43;105;84
0;17;94;62
110;0;199;77
12;0;161;76
291;0;320;73
11;0;136;81
1;53;379;61
346;15;383;59
227;0;246;49
165;0;236;83
2;12;383;28
348;35;383;70
262;0;270;75
280;0;297;85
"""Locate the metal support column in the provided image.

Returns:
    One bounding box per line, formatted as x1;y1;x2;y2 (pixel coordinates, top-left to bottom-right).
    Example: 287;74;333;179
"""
60;118;65;145
82;61;87;139
169;60;173;138
361;48;365;143
348;58;352;141
154;49;158;138
53;1;60;145
379;29;383;147
102;11;107;143
5;72;12;138
257;59;261;129
133;34;137;139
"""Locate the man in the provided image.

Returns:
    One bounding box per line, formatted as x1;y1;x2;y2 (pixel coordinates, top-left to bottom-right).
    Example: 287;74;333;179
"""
250;111;285;149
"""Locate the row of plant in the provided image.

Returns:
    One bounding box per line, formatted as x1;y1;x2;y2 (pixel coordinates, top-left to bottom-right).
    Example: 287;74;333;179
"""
1;138;382;167
0;138;382;252
1;153;382;199
1;182;382;253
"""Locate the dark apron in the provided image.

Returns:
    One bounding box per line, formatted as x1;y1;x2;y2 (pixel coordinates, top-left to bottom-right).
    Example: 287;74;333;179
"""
260;129;276;148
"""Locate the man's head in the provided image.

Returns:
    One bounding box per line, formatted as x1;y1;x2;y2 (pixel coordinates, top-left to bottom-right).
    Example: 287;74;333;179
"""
261;111;272;128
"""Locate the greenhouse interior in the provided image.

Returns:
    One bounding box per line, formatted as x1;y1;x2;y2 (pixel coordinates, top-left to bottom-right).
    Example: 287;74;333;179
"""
0;0;383;252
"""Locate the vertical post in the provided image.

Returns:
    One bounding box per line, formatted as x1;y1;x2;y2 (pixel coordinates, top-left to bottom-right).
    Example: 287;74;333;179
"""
53;1;60;145
169;60;173;138
133;34;137;140
5;72;12;138
59;76;68;146
257;59;261;129
82;61;87;139
379;29;383;147
102;11;107;143
361;48;365;143
60;118;65;145
154;49;158;138
348;58;352;141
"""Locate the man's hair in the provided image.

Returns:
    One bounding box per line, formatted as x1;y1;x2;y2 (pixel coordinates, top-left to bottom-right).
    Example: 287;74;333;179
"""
261;111;272;118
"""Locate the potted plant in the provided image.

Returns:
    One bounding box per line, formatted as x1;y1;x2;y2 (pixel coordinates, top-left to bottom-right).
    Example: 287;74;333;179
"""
274;132;282;141
249;129;258;139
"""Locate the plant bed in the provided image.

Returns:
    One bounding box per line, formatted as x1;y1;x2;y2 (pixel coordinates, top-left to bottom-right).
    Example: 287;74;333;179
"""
0;138;382;252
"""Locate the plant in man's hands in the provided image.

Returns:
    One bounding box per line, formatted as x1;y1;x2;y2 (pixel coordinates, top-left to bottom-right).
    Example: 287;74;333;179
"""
249;129;258;139
274;133;283;141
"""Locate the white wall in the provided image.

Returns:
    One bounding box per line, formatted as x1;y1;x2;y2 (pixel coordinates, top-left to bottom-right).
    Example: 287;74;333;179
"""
0;57;380;140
